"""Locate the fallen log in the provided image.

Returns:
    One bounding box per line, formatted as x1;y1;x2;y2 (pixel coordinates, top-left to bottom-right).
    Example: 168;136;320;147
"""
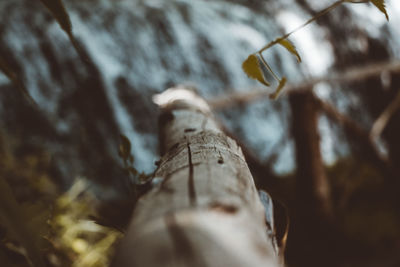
112;86;285;267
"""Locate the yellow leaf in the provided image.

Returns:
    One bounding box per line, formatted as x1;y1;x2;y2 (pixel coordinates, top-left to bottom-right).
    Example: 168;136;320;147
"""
242;54;270;87
269;77;287;100
278;38;301;63
371;0;389;21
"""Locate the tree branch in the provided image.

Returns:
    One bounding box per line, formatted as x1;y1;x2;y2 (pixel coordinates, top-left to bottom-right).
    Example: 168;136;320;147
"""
370;88;400;141
208;60;400;110
312;96;394;180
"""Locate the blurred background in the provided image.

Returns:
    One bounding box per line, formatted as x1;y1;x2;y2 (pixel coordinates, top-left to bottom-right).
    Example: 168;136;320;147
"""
0;0;399;266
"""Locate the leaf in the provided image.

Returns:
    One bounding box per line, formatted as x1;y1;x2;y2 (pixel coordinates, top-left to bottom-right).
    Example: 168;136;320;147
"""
118;134;131;160
39;0;93;65
278;38;301;63
370;0;389;21
242;54;270;87
269;77;287;100
39;0;73;37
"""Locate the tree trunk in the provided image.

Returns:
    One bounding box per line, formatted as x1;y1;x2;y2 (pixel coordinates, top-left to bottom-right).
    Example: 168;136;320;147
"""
112;87;282;267
290;91;333;222
288;90;338;267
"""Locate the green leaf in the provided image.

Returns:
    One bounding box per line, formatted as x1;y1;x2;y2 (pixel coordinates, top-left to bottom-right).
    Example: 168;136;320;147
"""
118;134;131;160
242;54;270;87
278;38;301;62
39;0;73;37
269;77;287;100
371;0;389;21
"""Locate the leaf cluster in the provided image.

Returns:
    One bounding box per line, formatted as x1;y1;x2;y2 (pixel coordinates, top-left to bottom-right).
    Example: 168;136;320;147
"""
242;0;389;99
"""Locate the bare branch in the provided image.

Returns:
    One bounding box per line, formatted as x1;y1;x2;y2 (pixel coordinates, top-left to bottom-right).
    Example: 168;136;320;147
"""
370;88;400;141
208;60;400;110
312;96;394;180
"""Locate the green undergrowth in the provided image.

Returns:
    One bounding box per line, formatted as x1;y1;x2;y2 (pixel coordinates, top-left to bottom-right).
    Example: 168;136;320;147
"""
0;132;123;267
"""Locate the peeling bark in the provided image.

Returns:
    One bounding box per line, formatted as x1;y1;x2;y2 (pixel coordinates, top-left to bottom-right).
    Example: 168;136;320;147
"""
112;87;283;267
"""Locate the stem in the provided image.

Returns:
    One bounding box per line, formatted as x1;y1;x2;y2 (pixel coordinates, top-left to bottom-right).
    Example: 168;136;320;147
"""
257;52;281;82
258;0;345;53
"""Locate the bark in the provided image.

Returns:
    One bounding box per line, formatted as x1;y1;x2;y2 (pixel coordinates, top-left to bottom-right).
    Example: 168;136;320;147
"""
112;87;283;267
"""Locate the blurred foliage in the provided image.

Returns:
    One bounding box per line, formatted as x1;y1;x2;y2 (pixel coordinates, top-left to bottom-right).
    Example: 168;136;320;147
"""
118;134;152;184
0;132;53;266
48;179;122;267
327;158;400;249
89;134;153;232
0;132;122;266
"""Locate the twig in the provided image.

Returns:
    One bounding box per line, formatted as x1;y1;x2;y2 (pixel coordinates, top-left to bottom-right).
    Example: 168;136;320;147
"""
258;0;345;53
370;89;400;141
312;96;394;180
208;60;400;110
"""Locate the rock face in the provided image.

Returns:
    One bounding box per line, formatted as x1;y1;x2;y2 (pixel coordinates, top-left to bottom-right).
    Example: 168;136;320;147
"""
0;0;398;191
